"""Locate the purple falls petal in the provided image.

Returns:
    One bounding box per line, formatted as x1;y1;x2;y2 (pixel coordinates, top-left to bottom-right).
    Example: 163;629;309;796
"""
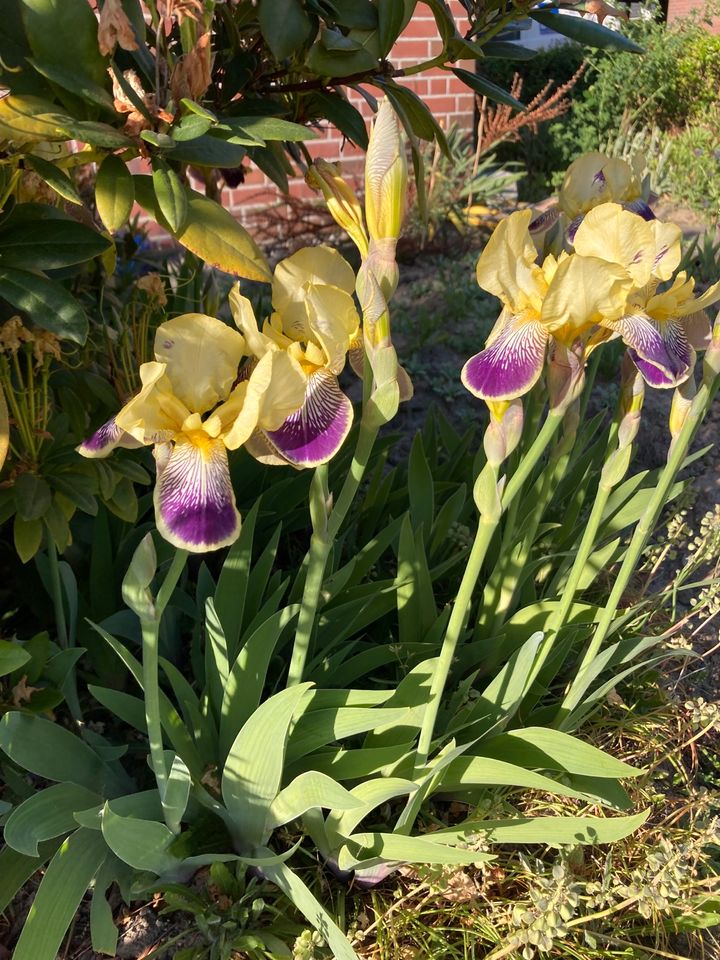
77;416;142;458
154;435;240;552
529;206;560;236
615;314;693;388
461;316;548;401
262;370;353;468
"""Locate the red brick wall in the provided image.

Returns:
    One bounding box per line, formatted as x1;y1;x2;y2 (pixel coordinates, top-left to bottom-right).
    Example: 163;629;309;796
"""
667;0;720;32
220;2;476;223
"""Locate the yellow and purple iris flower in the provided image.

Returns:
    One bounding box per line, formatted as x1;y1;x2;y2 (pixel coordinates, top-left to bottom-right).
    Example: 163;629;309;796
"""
574;204;720;387
78;314;305;552
461;209;631;402
230;245;360;469
530;152;653;249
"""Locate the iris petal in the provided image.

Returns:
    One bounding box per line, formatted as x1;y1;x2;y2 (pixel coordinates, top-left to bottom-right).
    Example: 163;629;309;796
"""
613;313;693;388
260;370;353;468
461;314;548;401
77;416;142;458
154;435;240;552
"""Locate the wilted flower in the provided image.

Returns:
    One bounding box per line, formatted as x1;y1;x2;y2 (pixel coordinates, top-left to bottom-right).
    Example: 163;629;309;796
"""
78;314;305;551
231;246;360;468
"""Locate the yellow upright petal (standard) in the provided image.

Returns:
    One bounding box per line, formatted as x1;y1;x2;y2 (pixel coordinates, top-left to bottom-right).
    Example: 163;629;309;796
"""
476;209;545;315
559;153;639;219
305;285;361;375
272;246;357;341
541;253;632;340
154;313;246;414
572;203;655;286
229;284;272;359
650;219;682;281
115;361;190;443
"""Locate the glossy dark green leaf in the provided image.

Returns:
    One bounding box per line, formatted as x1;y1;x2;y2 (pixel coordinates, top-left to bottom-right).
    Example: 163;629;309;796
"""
307;90;368;148
222;115;317;142
529;11;644;52
65;120;134;148
13;514;43;562
481;40;538;59
171;113;213;142
20;0;108;88
27;57;114;111
168;134;248;168
306;34;377;76
0;216;111;270
380;79;451;156
325;0;378;28
152;161;188;233
14;473;52;521
259;0;313;60
95;154;135;233
377;0;409;57
26;155;81;204
0;638;31;677
0;267;88;342
450;66;525;111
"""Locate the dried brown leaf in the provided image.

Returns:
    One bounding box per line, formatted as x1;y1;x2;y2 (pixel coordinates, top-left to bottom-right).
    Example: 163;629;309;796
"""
98;0;139;56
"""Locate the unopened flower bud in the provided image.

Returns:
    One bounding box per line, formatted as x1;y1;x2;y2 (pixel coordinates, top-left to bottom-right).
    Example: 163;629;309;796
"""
306;159;369;257
483;398;523;468
365;99;408;243
616;352;644;450
703;313;720;385
668;374;696;460
547;340;585;412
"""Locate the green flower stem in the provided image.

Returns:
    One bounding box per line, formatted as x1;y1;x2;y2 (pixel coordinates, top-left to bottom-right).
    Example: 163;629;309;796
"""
287;417;380;687
415;512;499;770
558;369;720;723
416;406;567;769
501;410;564;510
142;549;187;809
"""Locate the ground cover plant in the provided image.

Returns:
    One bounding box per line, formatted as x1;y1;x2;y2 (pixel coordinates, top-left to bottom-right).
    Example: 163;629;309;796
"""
1;2;720;959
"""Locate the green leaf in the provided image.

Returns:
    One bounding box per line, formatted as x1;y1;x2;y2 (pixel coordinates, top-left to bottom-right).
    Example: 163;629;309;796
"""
90;855;123;956
14;472;51;521
0;711;116;793
95;154;135;233
168;134;248;167
0;638;31;676
4;783;101;856
219;604;300;760
70;120;134;148
261;859;360;960
134;176;271;282
205;597;229;721
0;265;89;341
408;433;434;533
258;0;313;61
377;0;409;56
20;0;108;88
152;161;188;234
528;11;644;52
214;501;258;655
222;115;318;142
325;778;417;845
267;771;363;831
476;727;640;778
396;515;436;647
306;90;368;149
88;684;147;732
11;829;107;960
481;40;538;59
121;532;157;620
380;80;450;155
339;832;490;871
27;57;114;111
0;841;58;915
26;155;82;204
306;32;377;76
450;67;525;111
163;754;191;835
0;212;111;270
171;113;213;142
287;705;412;762
13;514;43;562
222;683;312;849
0;93;73;143
101;802;179;874
436;808;651;845
327;0;378;28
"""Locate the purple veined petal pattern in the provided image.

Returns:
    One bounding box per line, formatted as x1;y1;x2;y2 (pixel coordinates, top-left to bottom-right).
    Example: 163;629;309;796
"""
614;313;693;388
154;435;240;552
77;416;142;458
529;206;560;236
262;370;353;468
461;316;548;402
623;198;655;222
